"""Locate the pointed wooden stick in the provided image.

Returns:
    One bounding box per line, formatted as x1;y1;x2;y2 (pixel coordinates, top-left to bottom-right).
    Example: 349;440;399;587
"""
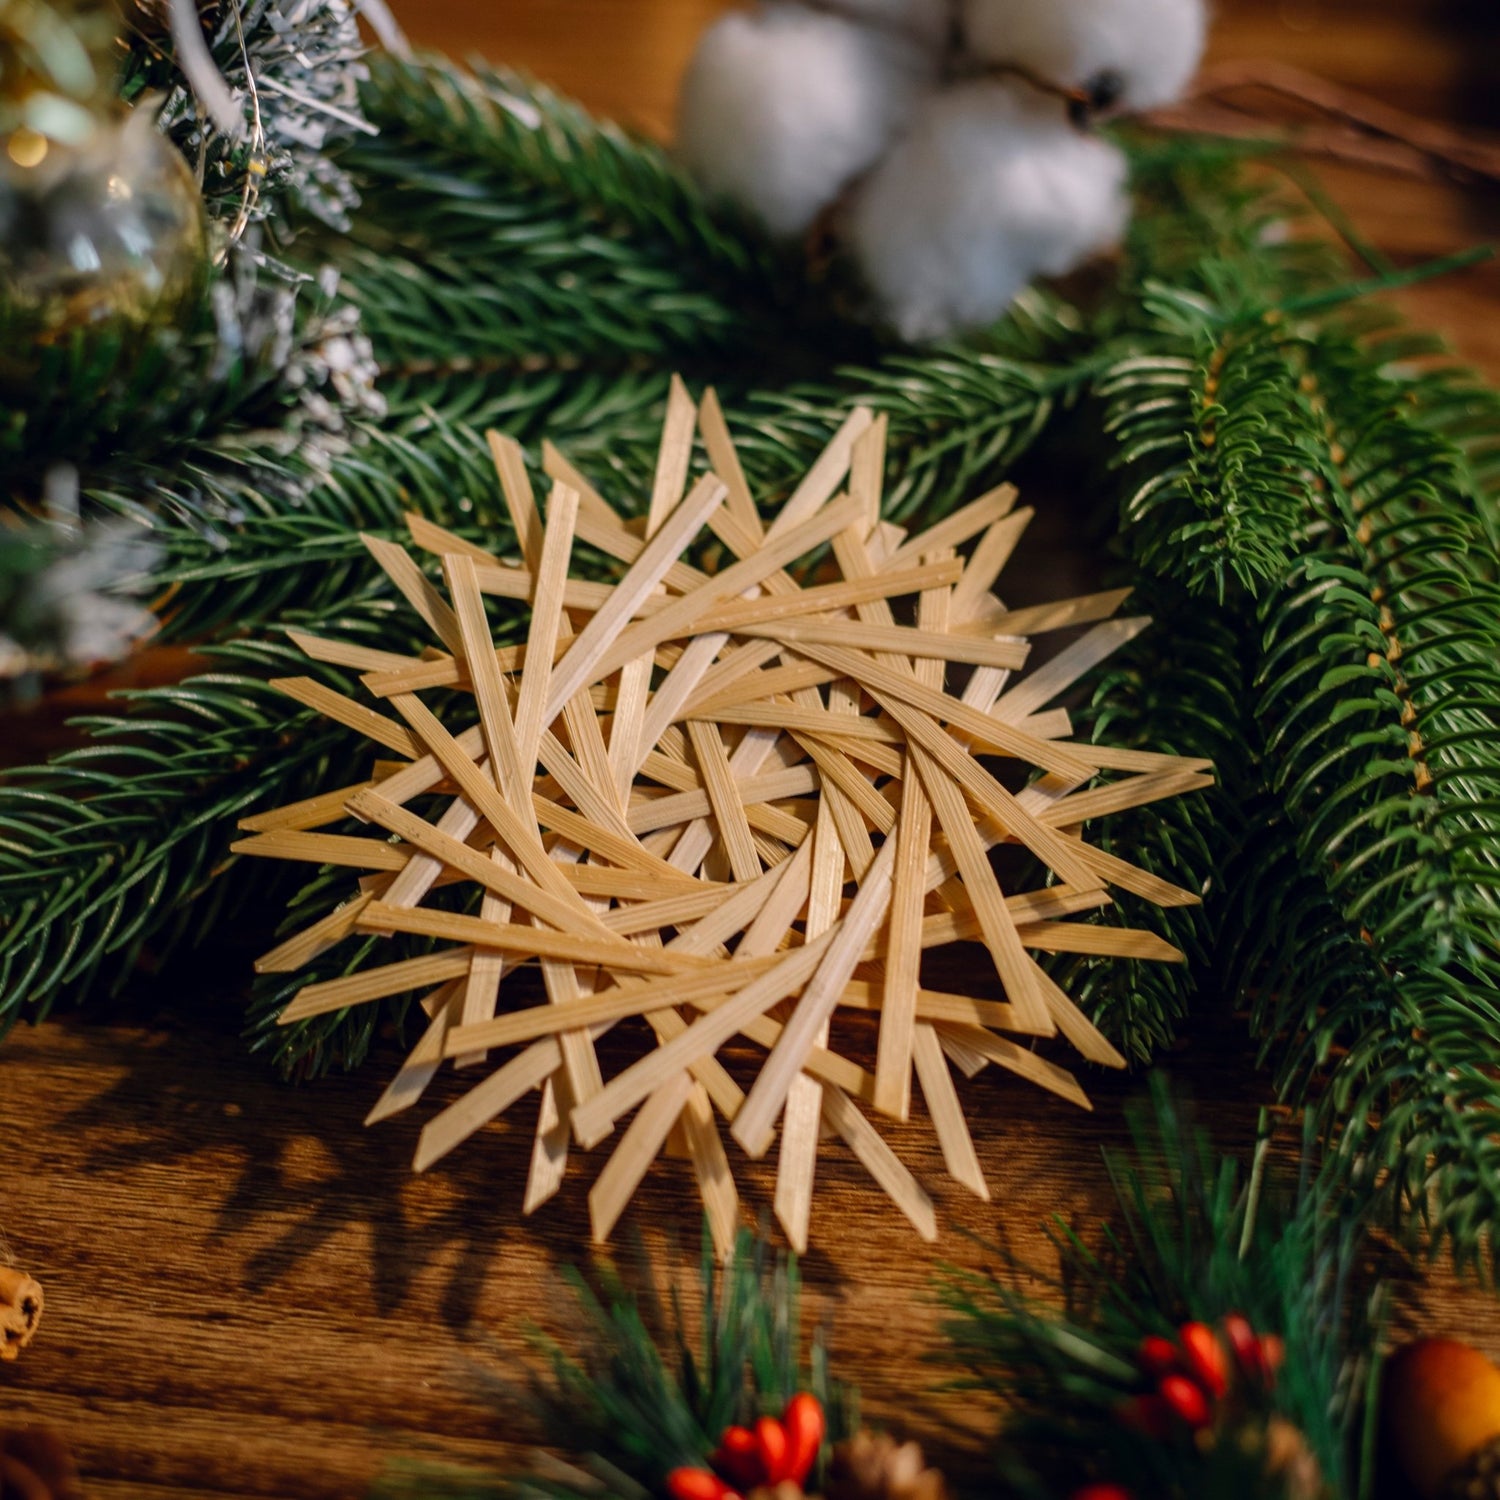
733;837;898;1160
888;483;1017;566
414;1037;563;1174
522;1072;573;1216
365;981;464;1124
774;798;843;1252
282;947;475;1023
256;892;375;974
543;473;727;724
231;830;409;871
269;678;421;759
513;485;580;769
360;533;465;655
819;1084;937;1241
875;548;950;1120
588;1070;696;1244
912;1023;989;1200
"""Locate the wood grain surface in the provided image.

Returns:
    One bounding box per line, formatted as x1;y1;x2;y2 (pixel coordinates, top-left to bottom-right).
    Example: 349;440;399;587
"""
3;2;1499;1495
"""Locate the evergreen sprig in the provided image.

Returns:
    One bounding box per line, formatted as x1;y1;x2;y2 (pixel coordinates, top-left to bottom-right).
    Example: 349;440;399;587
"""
939;1079;1382;1500
370;1228;850;1500
0;609;399;1031
1044;576;1254;1065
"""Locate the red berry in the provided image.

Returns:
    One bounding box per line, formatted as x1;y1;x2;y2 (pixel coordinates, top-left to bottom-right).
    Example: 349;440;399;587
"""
1179;1321;1230;1399
1138;1334;1179;1377
780;1393;826;1486
712;1427;761;1490
1259;1334;1285;1385
1117;1393;1171;1439
1222;1313;1263;1383
753;1416;789;1486
1159;1373;1214;1430
668;1468;740;1500
1071;1487;1135;1500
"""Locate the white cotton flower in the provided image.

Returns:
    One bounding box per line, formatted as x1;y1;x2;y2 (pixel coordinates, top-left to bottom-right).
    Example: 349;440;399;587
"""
827;0;953;46
847;81;1130;340
961;0;1209;113
677;3;942;238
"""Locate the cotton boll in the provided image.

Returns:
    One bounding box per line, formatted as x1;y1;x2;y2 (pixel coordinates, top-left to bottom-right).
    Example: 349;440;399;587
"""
847;83;1130;340
677;4;940;239
962;0;1209;113
828;0;953;47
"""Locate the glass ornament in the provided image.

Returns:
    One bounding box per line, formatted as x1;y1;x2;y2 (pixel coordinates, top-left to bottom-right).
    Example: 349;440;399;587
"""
0;106;206;342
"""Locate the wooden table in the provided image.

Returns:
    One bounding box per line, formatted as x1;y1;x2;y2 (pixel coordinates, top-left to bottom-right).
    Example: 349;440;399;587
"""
2;3;1498;1495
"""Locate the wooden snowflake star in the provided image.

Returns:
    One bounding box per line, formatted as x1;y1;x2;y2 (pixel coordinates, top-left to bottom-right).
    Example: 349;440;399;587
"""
235;378;1211;1256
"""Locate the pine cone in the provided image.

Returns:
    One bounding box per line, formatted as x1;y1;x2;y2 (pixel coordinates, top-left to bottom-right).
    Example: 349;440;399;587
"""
0;1268;42;1362
1262;1415;1328;1500
825;1432;947;1500
0;1426;82;1500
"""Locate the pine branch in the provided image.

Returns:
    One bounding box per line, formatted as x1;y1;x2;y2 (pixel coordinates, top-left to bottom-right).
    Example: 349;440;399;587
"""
1084;145;1500;1274
369;1229;850;1500
1046;575;1255;1063
1218;322;1500;1276
1099;306;1321;601
0;607;407;1030
332;53;846;382
938;1079;1379;1499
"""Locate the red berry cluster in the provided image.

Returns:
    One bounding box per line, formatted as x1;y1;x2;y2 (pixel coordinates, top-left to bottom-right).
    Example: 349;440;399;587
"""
667;1393;826;1500
1068;1317;1285;1500
1120;1314;1283;1438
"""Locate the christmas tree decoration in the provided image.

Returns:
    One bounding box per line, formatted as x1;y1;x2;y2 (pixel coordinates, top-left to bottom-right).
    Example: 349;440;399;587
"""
938;1081;1371;1499
668;1391;826;1500
0;104;205;342
0;1264;44;1361
0;1426;81;1500
0;0;119;146
367;1228;963;1500
118;0;385;232
235;379;1207;1253
1;0;206;343
0;461;161;693
1382;1340;1500;1500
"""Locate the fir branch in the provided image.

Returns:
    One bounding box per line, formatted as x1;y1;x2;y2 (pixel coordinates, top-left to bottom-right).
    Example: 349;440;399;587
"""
1096;291;1323;603
1046;576;1255;1063
938;1079;1380;1500
0;608;402;1030
333;53;844;380
1218;321;1500;1276
1083;141;1500;1273
369;1229;850;1500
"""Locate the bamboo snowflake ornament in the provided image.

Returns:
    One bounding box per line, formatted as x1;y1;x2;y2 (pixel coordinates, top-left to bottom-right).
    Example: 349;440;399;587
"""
236;378;1212;1256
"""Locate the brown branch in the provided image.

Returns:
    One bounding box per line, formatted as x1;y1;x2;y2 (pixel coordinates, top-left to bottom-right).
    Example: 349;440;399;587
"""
1164;58;1500;187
